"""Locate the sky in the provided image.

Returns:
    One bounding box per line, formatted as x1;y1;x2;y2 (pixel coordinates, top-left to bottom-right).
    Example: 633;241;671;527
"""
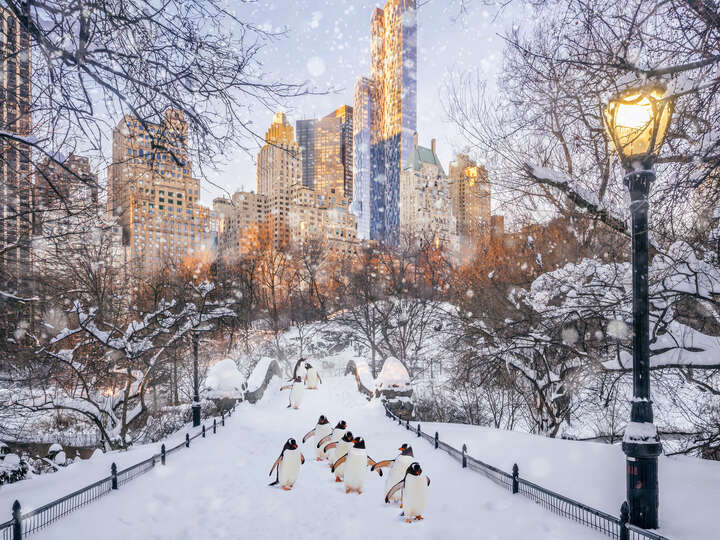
197;0;529;206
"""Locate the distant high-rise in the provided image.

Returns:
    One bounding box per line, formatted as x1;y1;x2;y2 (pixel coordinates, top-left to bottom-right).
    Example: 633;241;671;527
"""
352;0;417;244
296;105;353;199
449;154;491;238
257;112;302;248
107;110;212;274
1;8;33;290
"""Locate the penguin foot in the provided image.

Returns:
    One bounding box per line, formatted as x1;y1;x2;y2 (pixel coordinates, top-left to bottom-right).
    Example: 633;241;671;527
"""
400;504;403;508
345;487;351;494
316;457;323;461
281;485;292;491
335;477;342;483
292;406;299;410
405;519;413;524
357;490;362;495
415;516;423;521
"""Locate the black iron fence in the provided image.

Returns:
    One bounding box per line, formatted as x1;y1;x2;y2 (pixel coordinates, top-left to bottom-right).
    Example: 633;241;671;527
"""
383;405;670;540
0;407;236;539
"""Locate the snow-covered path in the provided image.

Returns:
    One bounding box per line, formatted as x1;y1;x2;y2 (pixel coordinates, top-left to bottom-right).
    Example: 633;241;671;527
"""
34;376;602;539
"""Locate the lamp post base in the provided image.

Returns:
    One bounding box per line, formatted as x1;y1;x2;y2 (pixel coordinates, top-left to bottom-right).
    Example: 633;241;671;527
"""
624;453;660;529
192;402;201;427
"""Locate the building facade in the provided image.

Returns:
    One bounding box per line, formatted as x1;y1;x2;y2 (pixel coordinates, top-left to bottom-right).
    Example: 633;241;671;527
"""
352;0;417;244
400;135;457;249
296;106;353;199
449;154;491;238
1;8;32;291
107;110;213;275
214;191;269;258
257;112;302;249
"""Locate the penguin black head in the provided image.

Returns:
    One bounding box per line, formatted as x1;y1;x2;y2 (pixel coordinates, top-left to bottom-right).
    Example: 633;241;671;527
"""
407;462;422;476
352;436;366;449
318;415;328;425
294;376;302;383
400;445;414;457
341;431;354;442
285;438;298;450
335;420;347;430
305;362;312;370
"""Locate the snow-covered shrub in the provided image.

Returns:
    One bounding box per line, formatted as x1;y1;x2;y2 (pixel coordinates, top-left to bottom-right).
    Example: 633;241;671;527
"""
136;400;217;444
0;453;29;486
203;358;246;399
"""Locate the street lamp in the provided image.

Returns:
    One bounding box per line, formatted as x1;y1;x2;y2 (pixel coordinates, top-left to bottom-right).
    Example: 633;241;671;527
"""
192;329;201;427
604;83;674;529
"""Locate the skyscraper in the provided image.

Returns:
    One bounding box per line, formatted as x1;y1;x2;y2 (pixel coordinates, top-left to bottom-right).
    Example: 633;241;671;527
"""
256;112;302;248
1;8;32;291
352;0;417;244
107;110;213;275
449;154;491;238
296;105;353;199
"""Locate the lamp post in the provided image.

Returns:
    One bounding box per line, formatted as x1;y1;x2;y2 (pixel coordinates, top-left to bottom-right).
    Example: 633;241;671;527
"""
603;83;674;529
192;329;201;427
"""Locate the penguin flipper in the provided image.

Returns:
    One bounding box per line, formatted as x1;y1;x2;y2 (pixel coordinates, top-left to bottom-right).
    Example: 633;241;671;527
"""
269;456;281;477
426;475;431;486
300;453;305;464
371;459;393;472
367;457;383;476
302;429;315;443
318;373;322;384
331;453;348;473
323;442;338;452
385;480;405;504
316;434;333;448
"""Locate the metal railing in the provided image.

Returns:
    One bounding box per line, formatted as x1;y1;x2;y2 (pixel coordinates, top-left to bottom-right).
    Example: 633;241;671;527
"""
0;407;236;539
383;405;670;540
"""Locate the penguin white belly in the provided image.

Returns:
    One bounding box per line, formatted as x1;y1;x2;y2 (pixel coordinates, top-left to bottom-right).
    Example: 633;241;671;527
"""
314;424;333;459
333;440;352;478
305;368;320;388
402;474;428;519
329;430;348;462
344;449;367;491
278;450;302;487
386;455;413;502
289;384;304;408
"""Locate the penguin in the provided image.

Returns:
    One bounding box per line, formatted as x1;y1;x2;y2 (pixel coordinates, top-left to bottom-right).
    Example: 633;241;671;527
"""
302;415;332;461
268;438;305;490
331;436;383;494
280;376;304;409
323;431;354;482
316;420;347;466
290;358;308;381
384;462;430;522
304;362;322;389
371;444;415;505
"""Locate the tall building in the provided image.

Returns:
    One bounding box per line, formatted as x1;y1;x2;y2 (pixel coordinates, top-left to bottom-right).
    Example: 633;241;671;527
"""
352;0;417;244
35;154;99;210
400;135;457;249
214;191;268;258
257;112;302;249
296;106;353;199
107;110;213;274
1;8;32;290
448;154;491;238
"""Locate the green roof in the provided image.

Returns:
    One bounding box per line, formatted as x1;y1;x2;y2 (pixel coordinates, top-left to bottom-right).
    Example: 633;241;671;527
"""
405;145;445;175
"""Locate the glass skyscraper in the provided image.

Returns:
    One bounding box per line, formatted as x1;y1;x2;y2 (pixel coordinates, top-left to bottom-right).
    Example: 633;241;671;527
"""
351;0;417;244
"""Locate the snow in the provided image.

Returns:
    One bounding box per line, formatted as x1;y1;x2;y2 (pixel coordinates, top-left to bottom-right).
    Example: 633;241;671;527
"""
246;357;275;393
623;422;658;443
375;357;410;391
204;359;245;399
22;377;604;540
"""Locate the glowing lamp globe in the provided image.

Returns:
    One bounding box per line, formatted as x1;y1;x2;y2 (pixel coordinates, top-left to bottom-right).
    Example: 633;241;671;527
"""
603;84;673;170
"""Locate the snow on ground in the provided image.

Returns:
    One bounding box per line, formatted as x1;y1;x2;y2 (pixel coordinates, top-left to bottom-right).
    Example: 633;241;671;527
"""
26;376;601;540
420;422;720;540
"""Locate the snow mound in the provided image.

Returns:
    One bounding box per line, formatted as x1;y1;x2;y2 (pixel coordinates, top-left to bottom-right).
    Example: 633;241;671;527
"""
246;357;274;393
204;359;246;399
375;357;410;391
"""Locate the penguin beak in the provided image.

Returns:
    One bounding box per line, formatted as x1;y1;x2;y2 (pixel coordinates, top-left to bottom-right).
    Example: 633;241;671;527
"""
398;446;405;451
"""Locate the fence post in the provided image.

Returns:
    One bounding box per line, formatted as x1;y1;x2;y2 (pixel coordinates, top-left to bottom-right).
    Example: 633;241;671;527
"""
111;463;118;490
12;500;21;540
222;411;225;426
512;463;519;494
213;418;217;434
185;433;190;448
434;431;439;449
462;444;467;468
417;424;421;438
161;444;166;465
406;419;409;430
620;502;630;540
228;408;232;417
202;425;206;438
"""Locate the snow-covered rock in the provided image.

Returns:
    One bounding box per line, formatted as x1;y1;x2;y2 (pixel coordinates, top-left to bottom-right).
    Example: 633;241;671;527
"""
375;357;410;391
204;359;246;399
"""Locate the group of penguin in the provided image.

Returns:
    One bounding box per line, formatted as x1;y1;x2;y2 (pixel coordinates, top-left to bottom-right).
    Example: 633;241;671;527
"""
279;360;322;409
270;360;431;523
